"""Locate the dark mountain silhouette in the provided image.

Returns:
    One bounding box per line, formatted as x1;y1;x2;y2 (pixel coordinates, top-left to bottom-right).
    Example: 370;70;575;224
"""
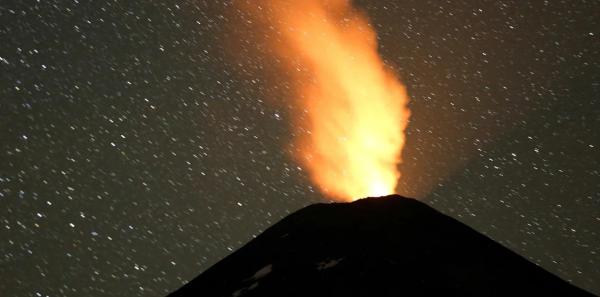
168;195;595;297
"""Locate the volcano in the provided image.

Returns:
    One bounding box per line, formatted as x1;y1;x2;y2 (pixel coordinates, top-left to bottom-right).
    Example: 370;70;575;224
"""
168;195;595;296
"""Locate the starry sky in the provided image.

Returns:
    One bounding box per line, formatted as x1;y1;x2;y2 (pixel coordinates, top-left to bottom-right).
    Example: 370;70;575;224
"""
1;1;598;296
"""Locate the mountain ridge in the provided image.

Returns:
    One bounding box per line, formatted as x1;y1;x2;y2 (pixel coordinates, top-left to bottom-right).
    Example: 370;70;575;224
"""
169;195;596;297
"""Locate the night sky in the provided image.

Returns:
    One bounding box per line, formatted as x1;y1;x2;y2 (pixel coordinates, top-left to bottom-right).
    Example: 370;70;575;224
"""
1;1;599;296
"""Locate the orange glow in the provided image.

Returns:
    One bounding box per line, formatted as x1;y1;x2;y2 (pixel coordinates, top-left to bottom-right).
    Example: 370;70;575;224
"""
247;0;410;201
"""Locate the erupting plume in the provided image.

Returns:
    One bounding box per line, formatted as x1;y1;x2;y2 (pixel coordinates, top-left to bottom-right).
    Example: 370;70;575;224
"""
241;0;410;201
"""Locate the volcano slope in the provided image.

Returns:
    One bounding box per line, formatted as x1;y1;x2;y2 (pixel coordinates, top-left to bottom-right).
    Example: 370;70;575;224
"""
168;195;595;297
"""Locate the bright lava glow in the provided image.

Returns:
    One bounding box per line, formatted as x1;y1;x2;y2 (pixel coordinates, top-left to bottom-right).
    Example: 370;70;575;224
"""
245;0;410;201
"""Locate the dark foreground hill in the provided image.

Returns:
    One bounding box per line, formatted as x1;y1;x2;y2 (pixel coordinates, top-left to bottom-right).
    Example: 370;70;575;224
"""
168;195;595;297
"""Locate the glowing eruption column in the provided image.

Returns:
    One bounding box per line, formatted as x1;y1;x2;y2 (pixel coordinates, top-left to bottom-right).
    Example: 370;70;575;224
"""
259;0;410;201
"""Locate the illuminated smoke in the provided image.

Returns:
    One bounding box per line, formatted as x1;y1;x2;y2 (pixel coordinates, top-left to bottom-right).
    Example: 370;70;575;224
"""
240;0;410;201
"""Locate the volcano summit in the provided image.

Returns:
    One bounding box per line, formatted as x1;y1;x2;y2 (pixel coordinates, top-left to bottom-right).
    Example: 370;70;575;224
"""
169;195;595;297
